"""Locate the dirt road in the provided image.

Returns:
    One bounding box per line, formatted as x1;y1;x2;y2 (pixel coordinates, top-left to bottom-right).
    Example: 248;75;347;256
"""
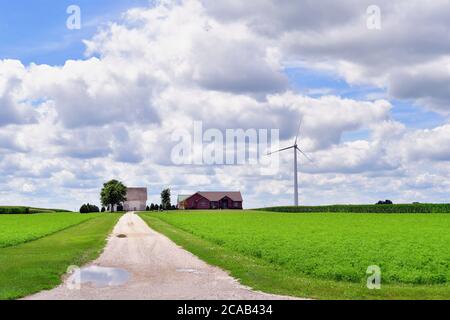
26;212;295;300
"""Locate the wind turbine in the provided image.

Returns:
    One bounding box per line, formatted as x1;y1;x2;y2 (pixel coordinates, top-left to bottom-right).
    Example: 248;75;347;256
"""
268;122;313;206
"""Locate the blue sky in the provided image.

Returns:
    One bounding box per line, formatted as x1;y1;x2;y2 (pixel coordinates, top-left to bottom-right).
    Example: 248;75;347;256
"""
0;0;151;65
1;0;449;210
285;67;445;141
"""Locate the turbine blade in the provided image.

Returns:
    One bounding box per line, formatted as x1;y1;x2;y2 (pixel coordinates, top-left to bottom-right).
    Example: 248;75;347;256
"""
296;147;314;162
294;119;303;145
267;145;295;155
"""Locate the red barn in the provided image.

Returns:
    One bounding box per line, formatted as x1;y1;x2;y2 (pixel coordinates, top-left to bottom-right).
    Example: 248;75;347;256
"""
178;192;243;210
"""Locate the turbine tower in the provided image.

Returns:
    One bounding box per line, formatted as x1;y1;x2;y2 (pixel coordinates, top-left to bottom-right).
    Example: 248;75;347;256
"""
268;122;312;206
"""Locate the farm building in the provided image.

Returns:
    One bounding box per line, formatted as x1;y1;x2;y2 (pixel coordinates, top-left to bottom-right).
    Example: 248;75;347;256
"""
123;187;148;212
178;192;243;210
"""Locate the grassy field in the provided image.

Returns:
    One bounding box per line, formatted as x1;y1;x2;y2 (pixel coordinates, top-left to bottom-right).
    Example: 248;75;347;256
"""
0;213;99;248
140;211;450;299
0;213;120;300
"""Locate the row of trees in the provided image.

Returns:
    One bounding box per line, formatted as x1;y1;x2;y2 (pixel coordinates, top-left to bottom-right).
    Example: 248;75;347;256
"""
146;203;177;211
145;189;177;211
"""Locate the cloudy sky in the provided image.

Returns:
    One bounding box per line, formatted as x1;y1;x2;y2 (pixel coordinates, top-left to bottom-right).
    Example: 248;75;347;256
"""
1;0;450;210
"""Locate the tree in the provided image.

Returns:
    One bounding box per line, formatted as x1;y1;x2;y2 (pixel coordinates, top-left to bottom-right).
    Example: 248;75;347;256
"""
376;200;394;205
88;204;100;212
146;205;150;211
154;204;159;211
101;180;127;212
150;203;155;211
80;203;100;214
80;204;88;213
161;188;171;210
101;207;106;213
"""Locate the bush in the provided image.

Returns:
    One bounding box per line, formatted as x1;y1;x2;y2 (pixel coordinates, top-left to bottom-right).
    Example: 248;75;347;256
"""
101;207;106;212
257;203;450;214
79;203;100;214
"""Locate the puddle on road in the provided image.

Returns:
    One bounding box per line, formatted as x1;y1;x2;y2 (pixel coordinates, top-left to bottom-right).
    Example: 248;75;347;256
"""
68;266;130;288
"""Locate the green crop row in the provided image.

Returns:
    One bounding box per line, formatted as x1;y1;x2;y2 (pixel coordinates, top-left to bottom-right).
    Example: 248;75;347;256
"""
0;207;71;215
257;203;450;214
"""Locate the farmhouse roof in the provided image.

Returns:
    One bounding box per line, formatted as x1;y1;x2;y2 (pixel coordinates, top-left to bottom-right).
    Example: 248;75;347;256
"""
126;188;148;201
197;191;243;202
177;195;191;203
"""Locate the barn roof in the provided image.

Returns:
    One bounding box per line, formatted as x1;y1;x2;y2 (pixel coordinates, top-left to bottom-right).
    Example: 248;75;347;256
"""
126;188;148;201
197;191;243;202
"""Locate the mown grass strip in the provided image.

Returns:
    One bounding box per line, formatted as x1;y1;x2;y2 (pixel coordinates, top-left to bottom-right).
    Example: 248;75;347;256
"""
0;213;100;248
139;213;450;300
0;214;120;300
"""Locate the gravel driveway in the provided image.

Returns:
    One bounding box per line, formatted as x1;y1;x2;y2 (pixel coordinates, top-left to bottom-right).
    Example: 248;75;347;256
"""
26;212;295;300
